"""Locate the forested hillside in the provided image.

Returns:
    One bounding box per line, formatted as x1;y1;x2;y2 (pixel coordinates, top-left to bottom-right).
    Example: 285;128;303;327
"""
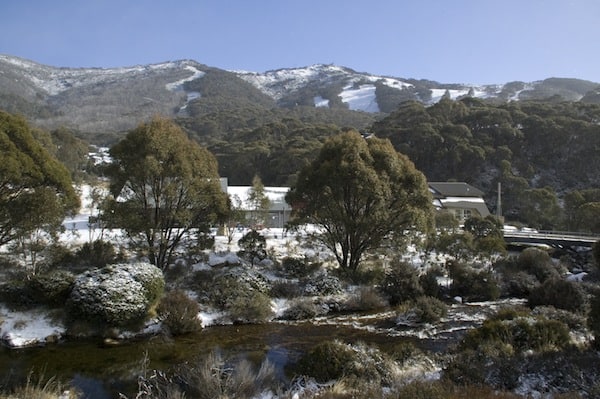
180;98;599;231
373;98;600;229
2;94;599;231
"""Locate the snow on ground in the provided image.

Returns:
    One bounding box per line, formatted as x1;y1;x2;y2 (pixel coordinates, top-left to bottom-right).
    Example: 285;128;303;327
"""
165;65;205;92
313;95;330;107
0;305;64;348
339;84;380;112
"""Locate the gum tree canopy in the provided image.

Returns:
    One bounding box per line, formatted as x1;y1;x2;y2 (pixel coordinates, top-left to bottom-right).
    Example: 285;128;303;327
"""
105;116;229;269
286;130;433;272
0;111;79;246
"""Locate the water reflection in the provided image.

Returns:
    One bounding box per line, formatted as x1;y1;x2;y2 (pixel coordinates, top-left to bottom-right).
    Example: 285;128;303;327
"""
0;301;507;398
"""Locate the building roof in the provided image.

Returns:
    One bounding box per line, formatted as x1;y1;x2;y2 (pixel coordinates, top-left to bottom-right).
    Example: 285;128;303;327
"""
428;182;484;198
226;186;291;211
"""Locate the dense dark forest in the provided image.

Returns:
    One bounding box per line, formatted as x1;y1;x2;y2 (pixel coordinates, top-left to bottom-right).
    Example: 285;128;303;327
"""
7;96;600;232
175;98;600;231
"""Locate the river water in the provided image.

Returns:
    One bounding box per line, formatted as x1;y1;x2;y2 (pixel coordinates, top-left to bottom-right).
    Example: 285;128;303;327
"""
0;300;515;398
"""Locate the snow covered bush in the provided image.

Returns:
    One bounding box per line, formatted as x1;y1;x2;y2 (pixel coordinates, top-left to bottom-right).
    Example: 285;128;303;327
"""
203;270;273;323
302;273;343;296
68;262;164;327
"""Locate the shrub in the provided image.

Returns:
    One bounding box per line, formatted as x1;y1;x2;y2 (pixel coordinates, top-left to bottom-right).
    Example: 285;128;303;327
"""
420;266;444;298
396;296;448;324
163;351;278;399
206;271;271;310
237;230;267;266
67;262;164;327
73;239;119;269
461;316;571;354
157;290;202;335
295;340;394;384
0;270;75;309
517;247;561;282
279;256;320;278
302;273;343;296
379;260;423;306
528;278;587;313
228;290;274;324
532;306;587;332
448;261;499;302
270;280;303;298
343;286;388;312
281;298;322;320
588;293;600;347
500;270;540;298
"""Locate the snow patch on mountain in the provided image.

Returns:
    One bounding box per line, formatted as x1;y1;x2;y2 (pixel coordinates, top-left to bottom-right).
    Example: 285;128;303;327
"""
340;84;380;112
236;64;412;105
314;96;330;107
0;55;204;97
165;65;205;92
428;86;496;103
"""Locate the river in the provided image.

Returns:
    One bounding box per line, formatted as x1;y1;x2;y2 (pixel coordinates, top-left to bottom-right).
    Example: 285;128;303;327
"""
0;300;515;398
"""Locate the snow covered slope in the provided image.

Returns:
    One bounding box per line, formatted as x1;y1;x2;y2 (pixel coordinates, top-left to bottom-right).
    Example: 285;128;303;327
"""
0;54;598;134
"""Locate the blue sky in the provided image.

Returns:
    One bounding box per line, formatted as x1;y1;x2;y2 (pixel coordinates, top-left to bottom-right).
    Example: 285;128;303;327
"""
1;0;599;85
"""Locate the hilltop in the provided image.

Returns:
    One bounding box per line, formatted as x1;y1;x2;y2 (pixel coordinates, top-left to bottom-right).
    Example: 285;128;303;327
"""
1;54;599;138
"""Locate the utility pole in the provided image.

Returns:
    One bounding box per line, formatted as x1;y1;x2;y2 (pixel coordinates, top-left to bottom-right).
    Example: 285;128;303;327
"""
496;182;504;223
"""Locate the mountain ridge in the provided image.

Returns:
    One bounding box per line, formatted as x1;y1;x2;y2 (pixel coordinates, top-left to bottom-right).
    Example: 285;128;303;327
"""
1;54;599;135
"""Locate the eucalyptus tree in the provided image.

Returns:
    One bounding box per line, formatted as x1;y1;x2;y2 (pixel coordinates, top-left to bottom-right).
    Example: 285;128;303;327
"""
104;116;229;269
286;130;434;273
247;175;271;228
0;111;79;250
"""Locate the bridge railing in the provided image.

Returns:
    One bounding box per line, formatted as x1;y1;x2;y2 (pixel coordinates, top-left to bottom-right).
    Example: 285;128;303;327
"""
503;230;600;242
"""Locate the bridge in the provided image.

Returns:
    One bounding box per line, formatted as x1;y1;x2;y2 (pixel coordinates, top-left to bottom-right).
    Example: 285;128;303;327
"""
503;230;599;251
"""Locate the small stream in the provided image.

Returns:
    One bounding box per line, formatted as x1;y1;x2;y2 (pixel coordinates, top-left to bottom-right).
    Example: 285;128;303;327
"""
0;300;519;398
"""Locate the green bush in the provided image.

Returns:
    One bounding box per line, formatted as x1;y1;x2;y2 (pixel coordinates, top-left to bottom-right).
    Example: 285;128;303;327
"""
500;269;540;298
588;293;600;347
528;278;587;313
448;261;499;302
420;266;444;298
295;340;393;384
379;260;423;306
517;247;561;282
73;239;119;269
228;290;274;324
396;296;448;325
343;286;388;312
270;280;303;298
461;316;571;354
0;270;75;309
279;256;320;278
157;290;202;335
237;230;267;266
411;296;448;324
281;297;322;320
